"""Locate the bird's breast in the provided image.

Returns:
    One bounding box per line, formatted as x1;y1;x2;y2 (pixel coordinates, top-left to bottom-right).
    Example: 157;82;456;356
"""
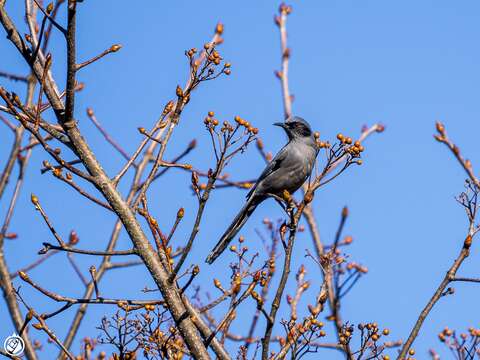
253;139;317;199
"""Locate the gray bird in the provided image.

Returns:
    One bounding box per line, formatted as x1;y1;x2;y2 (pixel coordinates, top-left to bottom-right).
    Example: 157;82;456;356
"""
205;116;318;264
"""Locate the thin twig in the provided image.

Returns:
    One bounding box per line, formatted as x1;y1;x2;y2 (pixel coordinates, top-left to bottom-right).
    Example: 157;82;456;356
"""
32;0;67;35
397;124;479;359
86;107;131;161
276;3;292;119
76;45;121;71
30;196;66;246
451;277;480;283
0;70;28;82
18;271;164;307
66;253;88;286
262;209;299;359
38;242;137;256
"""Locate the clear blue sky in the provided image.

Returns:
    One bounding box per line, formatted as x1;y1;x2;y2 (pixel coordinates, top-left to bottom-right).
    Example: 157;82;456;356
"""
1;1;480;358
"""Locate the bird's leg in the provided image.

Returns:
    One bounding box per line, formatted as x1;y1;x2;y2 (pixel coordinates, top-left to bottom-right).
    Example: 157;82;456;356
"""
270;193;296;230
285;201;296;230
285;199;295;213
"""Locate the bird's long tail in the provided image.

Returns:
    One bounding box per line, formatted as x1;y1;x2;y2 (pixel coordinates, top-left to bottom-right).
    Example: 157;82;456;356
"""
205;196;262;264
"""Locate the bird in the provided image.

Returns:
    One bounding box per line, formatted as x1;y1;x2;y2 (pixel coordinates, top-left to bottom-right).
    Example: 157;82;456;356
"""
205;116;318;264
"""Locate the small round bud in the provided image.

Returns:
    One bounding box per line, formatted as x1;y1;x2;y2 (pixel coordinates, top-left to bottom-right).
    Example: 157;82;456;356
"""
176;85;183;98
69;231;79;245
177;207;185;219
52;168;62;177
31;194;39;205
464;234;472;248
164;100;174;114
46;2;54;14
215;23;224;35
192;265;200;275
304;191;314;204
436;121;445;133
19;271;29;281
110;44;122;52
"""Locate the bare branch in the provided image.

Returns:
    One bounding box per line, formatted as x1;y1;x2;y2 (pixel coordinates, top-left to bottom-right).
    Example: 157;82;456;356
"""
76;44;122;71
397;125;480;359
86;107;131;161
0;70;28;83
275;3;293;119
38;242;137;256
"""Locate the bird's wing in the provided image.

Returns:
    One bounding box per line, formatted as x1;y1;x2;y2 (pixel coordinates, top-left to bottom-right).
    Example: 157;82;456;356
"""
246;144;289;199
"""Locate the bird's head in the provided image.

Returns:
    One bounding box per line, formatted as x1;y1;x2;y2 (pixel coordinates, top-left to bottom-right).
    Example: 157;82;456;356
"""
274;116;312;140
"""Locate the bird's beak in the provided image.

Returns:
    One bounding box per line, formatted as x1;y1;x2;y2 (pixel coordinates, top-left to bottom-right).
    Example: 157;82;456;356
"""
273;122;286;128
